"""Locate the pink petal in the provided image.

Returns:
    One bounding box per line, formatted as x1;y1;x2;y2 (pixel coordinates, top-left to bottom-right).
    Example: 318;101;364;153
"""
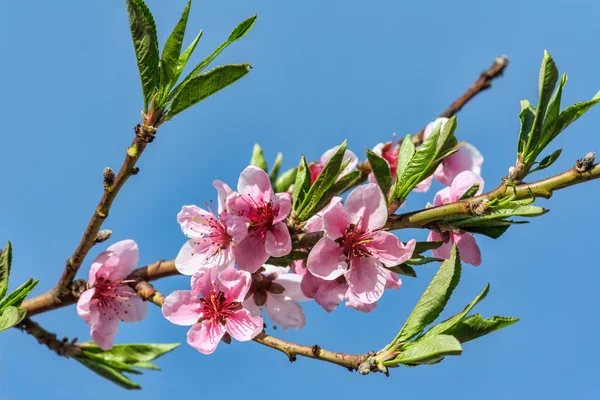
272;271;309;301
345;184;387;232
305;215;324;233
322;200;349;240
274;193;292;223
413;175;433;193
300;270;345;312
433;186;451;207
237;166;273;201
224;215;248;243
77;289;99;325
242;297;263;317
175;240;222;276
452;232;482;266
190;268;219;298
340;149;359;177
429;231;453;260
266;295;306;330
234;233;269;273
90;318;119;351
265;222;292;257
218;268;252;302
449;170;485;202
225;309;263;342
162;290;202;326
345;257;386;304
306;237;347;280
88;240;139;283
423;117;449;141
213;180;233;215
177;205;215;239
110;286;147;322
187;320;226;355
436;143;484;187
384;270;403;290
345;288;378;313
368;232;416;266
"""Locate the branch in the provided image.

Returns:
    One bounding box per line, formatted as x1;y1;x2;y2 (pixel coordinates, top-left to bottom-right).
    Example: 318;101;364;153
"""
411;55;509;145
387;162;600;230
16;318;81;358
134;280;375;372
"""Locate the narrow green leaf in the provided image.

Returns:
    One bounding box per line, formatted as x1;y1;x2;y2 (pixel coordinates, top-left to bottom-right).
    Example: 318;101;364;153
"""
530;148;562;173
386;334;462;366
553;90;600;139
0;241;12;299
0;306;27;332
385;264;417;278
126;0;160;111
536;73;567;156
517;100;536;154
274;167;297;193
296;142;347;221
424;284;490;337
458;184;480;200
405;255;444;266
78;343;180;364
310;170;362;217
79;351;142;374
269;152;283;182
366;148;392;198
445;314;519;343
158;0;191;103
168;64;251;118
391;245;462;345
0;278;39;311
523;50;558;162
292;156;310;212
250;144;268;171
75;357;141;390
169;15;257;100
460;223;512;239
266;251;308;266
414;241;443;253
176;30;202;80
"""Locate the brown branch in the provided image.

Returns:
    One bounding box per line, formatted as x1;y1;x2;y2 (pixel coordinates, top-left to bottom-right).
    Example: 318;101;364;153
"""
16;318;81;358
412;55;509;145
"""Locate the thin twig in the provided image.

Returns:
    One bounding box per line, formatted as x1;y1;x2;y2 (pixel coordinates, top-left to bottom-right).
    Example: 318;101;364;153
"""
16;318;81;357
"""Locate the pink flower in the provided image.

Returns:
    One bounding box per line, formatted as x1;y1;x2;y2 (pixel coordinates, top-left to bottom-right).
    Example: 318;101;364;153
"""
301;270;347;312
309;145;359;184
370;138;400;182
228;166;292;273
77;240;147;350
176;181;248;276
162;266;263;355
243;265;308;330
306;183;416;304
417;118;484;192
427;171;484;266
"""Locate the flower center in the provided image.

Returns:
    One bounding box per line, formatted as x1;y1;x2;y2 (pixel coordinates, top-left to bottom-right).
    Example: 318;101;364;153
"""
381;142;399;177
92;277;135;320
245;197;279;242
191;205;232;256
338;224;375;261
248;268;284;306
199;290;241;324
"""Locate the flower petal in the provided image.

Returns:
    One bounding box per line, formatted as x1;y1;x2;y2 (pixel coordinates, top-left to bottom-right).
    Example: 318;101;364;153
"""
90;318;119;351
429;231;453;260
266;295;306;330
237;165;273;201
384;270;403;290
345;288;378;313
213;180;233;215
322;200;349;240
225;309;263;342
368;232;416;266
190;268;219;298
345;184;387;231
345;257;386;304
175;240;220;276
306;237;347;280
449;170;484;202
265;222;292;257
77;289;98;325
235;233;269;273
274;192;292;223
453;232;482;266
273;271;309;301
436;143;484;187
218;268;252;302
224;215;248;243
187;320;226;355
177;205;216;239
89;240;139;283
433;186;451;207
111;286;147;322
162;290;202;326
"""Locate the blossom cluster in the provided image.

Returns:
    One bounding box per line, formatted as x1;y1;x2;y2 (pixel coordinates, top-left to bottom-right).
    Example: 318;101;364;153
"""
76;117;485;354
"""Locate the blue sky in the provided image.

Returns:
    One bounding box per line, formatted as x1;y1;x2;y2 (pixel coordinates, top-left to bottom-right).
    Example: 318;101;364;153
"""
1;0;600;398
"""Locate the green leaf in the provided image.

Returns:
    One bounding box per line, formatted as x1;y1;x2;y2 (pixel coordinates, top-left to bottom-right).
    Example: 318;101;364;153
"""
266;251;308;266
553;90;600;138
458;184;480;200
460;223;512;239
168;64;251;118
0;278;39;311
396;134;415;180
523;50;558;163
445;314;519;343
537;73;567;154
292;156;311;212
296;142;347;221
175;30;202;82
78;343;180;364
274;167;297;193
250;144;268;171
405;255;444;266
0;241;12;299
169;15;257;101
269;152;283;182
0;306;26;332
75;357;141;390
366;148;392;198
517;100;536;154
310;170;362;217
391;245;462;345
126;0;160;111
424;284;490;337
530;149;562;173
385;334;462;366
385;264;417;278
414;241;443;253
158;0;191;104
